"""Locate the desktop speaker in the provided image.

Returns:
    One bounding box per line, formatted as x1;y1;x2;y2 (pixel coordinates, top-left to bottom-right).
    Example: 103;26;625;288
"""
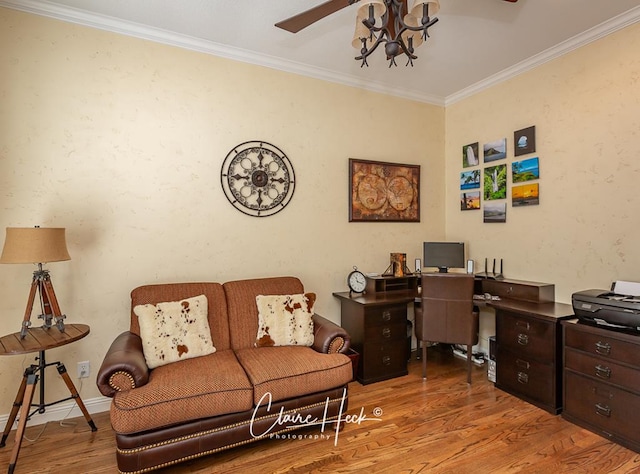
466;259;474;274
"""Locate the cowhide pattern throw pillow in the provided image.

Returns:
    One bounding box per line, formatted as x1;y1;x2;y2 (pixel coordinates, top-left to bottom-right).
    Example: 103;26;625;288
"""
134;294;216;369
255;293;316;347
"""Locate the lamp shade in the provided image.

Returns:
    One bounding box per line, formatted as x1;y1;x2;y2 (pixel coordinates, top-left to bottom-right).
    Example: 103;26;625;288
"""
0;227;71;264
352;19;378;49
356;0;386;24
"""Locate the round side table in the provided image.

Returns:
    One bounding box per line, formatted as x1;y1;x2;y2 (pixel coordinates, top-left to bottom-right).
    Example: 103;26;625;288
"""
0;324;97;474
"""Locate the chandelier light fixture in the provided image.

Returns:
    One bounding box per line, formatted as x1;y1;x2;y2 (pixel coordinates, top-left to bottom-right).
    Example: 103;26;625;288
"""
352;0;440;67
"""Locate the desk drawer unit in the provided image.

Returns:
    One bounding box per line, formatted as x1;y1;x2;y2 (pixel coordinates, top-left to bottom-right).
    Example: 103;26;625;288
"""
359;304;407;384
361;341;407;382
565;350;640;388
498;312;555;362
496;309;564;414
562;321;640;453
337;298;409;385
365;305;406;329
564;325;639;366
496;347;555;406
481;279;554;303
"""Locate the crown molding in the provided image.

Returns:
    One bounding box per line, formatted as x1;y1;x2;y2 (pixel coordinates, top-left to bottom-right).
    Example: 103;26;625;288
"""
445;5;640;106
2;0;639;107
0;0;447;105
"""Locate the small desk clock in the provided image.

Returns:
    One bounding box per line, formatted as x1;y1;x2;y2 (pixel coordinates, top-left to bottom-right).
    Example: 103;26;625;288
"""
347;266;367;296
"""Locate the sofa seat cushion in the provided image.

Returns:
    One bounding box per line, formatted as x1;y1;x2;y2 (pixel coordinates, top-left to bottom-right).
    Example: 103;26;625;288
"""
110;349;253;434
235;346;352;405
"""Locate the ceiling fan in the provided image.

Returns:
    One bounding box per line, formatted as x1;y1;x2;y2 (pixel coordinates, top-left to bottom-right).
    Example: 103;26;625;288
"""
275;0;519;34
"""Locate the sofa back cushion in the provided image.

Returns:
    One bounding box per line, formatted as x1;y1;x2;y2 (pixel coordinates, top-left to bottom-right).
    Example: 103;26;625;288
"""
255;293;315;347
134;294;216;369
130;282;231;351
223;276;304;350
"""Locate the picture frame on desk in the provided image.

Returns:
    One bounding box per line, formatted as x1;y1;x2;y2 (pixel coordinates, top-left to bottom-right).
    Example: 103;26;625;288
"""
348;158;420;222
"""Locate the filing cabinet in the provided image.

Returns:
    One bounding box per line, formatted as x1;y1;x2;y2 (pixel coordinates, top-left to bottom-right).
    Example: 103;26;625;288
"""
562;320;640;453
493;300;573;414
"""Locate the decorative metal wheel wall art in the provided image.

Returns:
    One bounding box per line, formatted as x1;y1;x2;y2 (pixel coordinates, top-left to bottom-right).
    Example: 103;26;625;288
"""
220;141;296;217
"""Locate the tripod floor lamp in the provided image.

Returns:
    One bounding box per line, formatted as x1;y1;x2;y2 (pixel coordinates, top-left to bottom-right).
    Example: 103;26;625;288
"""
0;227;97;474
0;227;71;338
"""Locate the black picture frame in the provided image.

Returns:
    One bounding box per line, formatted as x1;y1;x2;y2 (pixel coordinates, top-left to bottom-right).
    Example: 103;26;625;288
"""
514;126;536;156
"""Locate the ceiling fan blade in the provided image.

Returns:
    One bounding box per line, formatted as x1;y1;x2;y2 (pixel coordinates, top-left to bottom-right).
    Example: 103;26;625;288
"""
503;0;518;2
275;0;360;33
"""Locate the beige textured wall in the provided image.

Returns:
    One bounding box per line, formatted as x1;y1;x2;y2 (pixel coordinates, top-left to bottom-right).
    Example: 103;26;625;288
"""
0;8;443;408
2;7;637;417
446;21;640;306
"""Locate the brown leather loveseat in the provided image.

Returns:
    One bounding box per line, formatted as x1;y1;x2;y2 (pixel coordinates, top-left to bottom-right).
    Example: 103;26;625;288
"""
97;276;352;473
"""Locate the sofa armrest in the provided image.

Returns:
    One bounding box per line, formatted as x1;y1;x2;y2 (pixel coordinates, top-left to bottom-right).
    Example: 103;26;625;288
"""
312;313;351;354
96;331;150;397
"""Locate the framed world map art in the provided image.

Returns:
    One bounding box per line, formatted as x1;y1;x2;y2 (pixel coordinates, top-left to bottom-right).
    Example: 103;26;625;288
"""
349;158;420;222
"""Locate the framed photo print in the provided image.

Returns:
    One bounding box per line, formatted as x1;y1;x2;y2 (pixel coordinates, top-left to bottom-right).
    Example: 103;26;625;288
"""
462;142;479;168
514;126;536;156
483;138;507;163
460;170;480;190
512;157;540;182
483;164;507;200
349;159;420;222
484;202;507;223
512;183;540;206
461;191;480;211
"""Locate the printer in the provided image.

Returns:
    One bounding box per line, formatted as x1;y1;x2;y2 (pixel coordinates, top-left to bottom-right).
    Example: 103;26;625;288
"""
572;281;640;332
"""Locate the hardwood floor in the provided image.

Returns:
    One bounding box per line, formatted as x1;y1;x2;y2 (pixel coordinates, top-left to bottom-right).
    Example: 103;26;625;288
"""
2;345;639;473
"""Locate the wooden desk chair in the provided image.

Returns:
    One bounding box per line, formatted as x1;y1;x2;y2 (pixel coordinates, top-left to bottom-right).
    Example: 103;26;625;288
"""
415;273;479;383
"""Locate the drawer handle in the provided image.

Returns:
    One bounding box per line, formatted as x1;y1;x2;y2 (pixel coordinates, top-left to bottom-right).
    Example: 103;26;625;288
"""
517;372;529;384
382;327;391;338
595;364;611;379
382;356;391;366
516;359;530;370
595;403;611;418
517;333;529;345
516;320;530;331
595;341;611;355
382;311;391;322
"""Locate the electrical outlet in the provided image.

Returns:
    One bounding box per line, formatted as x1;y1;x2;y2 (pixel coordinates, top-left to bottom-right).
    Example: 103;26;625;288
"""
77;361;90;379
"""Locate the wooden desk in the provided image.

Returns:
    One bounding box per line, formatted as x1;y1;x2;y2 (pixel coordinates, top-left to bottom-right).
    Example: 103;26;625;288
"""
334;275;574;407
0;324;97;474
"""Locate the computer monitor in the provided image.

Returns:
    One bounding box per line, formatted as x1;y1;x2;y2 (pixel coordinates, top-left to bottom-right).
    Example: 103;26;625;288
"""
423;242;465;273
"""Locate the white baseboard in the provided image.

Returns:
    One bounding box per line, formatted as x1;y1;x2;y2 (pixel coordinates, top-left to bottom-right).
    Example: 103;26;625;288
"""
0;395;111;432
